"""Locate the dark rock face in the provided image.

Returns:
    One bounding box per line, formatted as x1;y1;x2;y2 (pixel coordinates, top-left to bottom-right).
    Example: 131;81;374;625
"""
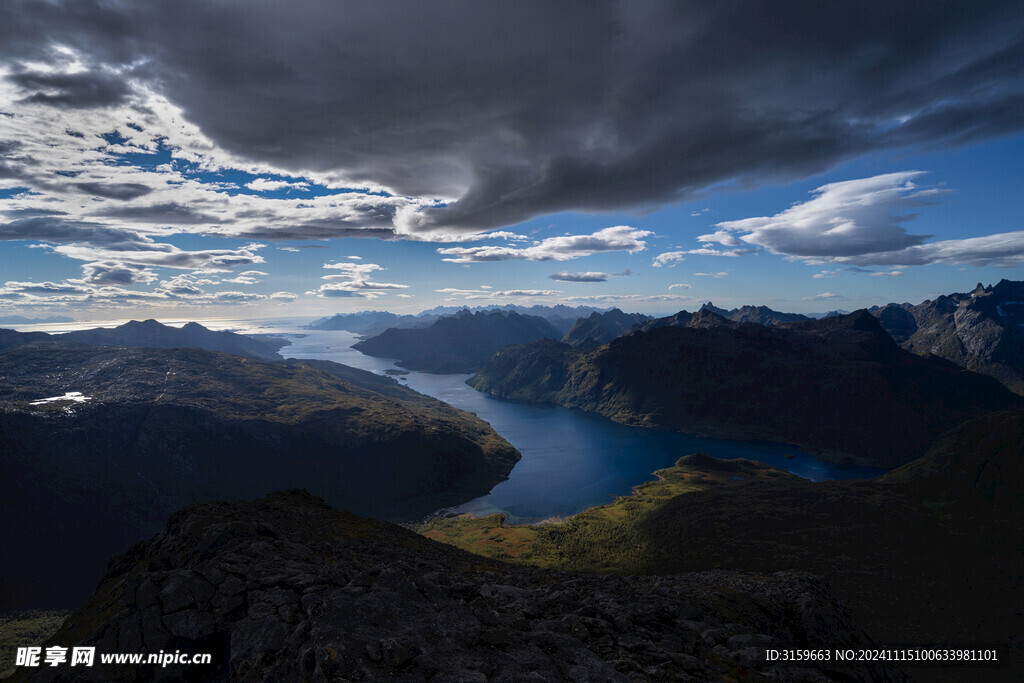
872;279;1024;394
0;319;286;360
15;491;904;682
0;345;518;608
561;308;653;348
470;310;1020;467
354;309;562;373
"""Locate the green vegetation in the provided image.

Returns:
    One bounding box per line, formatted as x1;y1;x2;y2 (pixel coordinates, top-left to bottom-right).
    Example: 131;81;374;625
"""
0;611;68;677
419;414;1024;678
418;455;800;572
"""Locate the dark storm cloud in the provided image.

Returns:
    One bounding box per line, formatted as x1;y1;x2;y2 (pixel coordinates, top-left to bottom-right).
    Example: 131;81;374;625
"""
241;223;398;241
3;1;1024;232
80;261;154;285
73;182;153;200
11;70;132;109
98;203;222;224
0;216;148;246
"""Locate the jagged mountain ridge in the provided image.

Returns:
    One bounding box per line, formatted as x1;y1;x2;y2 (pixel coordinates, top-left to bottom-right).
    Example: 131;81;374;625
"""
469;310;1020;467
871;279;1024;394
0;343;519;608
560;308;653;348
13;490;903;682
700;302;812;325
354;309;562;373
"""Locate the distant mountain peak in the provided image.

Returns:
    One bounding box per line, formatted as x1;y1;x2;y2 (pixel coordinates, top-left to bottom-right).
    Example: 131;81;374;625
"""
871;279;1024;395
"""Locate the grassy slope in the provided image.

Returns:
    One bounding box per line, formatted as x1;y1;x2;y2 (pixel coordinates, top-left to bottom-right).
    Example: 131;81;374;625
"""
418;414;1024;680
0;612;68;678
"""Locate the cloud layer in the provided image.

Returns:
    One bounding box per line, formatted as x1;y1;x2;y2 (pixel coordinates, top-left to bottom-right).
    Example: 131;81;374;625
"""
702;172;1024;267
438;226;651;263
2;0;1023;235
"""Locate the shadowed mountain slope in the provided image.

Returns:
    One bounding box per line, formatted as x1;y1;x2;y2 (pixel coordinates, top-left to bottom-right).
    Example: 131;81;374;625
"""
561;308;652;348
0;344;519;609
470;310;1020;467
354;309;562;373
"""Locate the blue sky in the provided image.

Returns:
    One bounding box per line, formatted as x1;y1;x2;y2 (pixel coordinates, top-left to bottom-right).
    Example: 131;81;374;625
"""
0;2;1022;320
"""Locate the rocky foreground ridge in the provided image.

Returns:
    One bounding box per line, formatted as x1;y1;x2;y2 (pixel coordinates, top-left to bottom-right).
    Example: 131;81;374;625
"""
470;310;1020;467
13;490;905;682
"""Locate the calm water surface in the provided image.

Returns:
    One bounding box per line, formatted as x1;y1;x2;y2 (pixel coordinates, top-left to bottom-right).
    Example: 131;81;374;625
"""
280;328;885;523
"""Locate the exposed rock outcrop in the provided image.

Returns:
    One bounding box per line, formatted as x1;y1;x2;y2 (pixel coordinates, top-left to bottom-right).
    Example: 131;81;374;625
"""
15;491;904;682
872;279;1024;394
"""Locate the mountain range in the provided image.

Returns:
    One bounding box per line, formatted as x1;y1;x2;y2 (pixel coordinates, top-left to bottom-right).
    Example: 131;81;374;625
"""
561;308;653;348
871;279;1024;394
306;310;441;336
697;302;812;325
469;310;1020;467
0;319;287;361
353;309;562;373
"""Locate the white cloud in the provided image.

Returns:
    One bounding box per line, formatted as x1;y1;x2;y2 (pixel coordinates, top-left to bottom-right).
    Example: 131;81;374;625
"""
492;289;561;297
707;172;939;259
694;272;728;278
813;270;841;279
653;246;750;267
47;241;267;271
310;260;408;298
835;231;1024;267
668;283;691;290
549;271;611;282
695;229;743;246
245;178;309;192
437;226;651;263
803;291;843;301
80;261;158;285
0;272;286;312
652;252;685;268
698;171;1024;268
221;275;260;285
870;270;904;277
563;294;689;304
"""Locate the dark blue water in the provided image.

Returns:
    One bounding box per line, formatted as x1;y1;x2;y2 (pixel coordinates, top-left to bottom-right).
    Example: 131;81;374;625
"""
283;329;886;522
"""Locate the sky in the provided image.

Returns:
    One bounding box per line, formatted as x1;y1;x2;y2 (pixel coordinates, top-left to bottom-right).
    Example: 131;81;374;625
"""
0;0;1022;321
